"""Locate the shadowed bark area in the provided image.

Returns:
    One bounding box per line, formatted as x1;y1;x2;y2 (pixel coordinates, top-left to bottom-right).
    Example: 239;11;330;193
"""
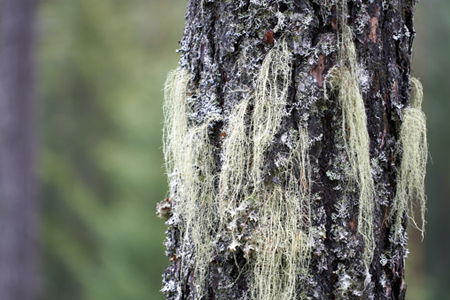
161;0;417;299
0;0;39;299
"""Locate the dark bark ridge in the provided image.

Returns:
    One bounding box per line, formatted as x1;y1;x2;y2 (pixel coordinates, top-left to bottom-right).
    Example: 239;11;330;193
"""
161;0;421;299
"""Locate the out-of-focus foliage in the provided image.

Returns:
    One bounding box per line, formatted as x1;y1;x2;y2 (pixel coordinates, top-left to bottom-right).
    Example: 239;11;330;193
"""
38;0;185;299
407;1;450;300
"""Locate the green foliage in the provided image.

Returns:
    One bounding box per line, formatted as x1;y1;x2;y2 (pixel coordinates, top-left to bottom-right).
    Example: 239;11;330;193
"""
39;0;185;299
409;1;450;299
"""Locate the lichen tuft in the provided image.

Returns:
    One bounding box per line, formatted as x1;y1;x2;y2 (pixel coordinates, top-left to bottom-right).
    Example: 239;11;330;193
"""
324;13;376;281
164;41;312;299
219;41;312;300
163;68;222;296
390;77;427;241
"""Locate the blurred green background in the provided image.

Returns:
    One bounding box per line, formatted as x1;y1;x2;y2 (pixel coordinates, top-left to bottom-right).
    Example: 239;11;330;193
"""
39;0;184;299
37;0;448;299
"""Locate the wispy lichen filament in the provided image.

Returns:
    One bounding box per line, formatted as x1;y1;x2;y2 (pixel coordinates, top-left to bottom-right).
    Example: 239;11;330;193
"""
391;78;427;241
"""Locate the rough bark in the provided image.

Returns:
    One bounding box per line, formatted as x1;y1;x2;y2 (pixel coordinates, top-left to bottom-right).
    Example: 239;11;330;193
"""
0;0;39;299
161;0;418;299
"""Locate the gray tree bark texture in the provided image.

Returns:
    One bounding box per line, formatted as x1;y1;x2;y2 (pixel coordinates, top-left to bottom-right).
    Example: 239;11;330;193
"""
0;0;39;299
161;0;420;299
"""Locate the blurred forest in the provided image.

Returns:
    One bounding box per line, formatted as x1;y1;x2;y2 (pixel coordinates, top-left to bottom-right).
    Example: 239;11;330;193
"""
39;0;184;299
36;0;448;300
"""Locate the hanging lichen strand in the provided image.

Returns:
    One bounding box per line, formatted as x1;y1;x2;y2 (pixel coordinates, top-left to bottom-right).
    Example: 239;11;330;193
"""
249;130;311;300
390;78;427;241
164;41;311;299
325;13;376;280
219;41;311;300
163;68;223;296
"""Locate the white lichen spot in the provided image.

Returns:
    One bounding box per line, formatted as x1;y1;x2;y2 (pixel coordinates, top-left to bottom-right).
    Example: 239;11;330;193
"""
243;243;256;259
340;274;352;291
228;240;241;252
358;63;371;93
273;12;286;33
160;279;176;293
380;253;388;266
326;170;342;181
404;25;411;38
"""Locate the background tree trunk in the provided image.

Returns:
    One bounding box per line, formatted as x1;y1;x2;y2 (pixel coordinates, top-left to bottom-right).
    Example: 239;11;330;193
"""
0;0;39;299
161;0;418;299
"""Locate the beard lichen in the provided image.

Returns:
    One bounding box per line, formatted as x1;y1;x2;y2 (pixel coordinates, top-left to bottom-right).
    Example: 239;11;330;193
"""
249;129;311;300
390;77;427;241
325;20;376;281
163;68;223;296
220;41;311;300
164;41;312;299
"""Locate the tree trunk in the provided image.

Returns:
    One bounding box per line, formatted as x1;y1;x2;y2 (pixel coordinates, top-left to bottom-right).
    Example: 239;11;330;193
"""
0;0;39;299
160;0;424;299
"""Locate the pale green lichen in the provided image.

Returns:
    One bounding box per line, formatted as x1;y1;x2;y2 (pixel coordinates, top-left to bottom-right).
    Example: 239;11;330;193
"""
325;11;376;281
390;78;427;241
164;41;312;299
250;129;311;300
219;41;311;300
218;94;251;220
163;68;222;296
250;40;292;190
